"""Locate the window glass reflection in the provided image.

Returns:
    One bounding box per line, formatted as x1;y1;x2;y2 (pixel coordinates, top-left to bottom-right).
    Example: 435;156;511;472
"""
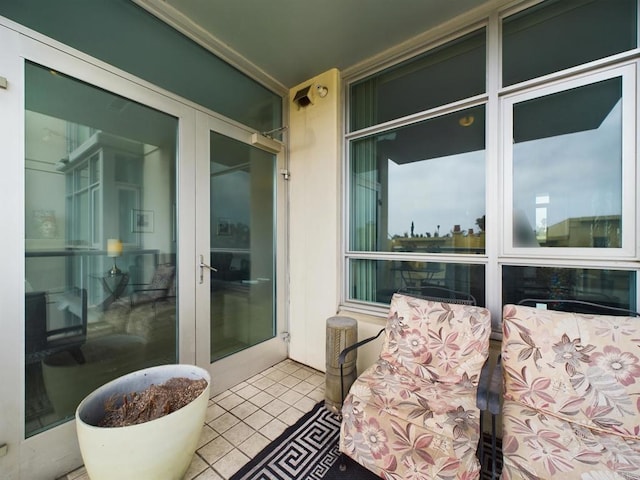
512;78;622;248
25;62;177;436
350;29;485;131
503;266;635;313
350;106;485;254
349;259;485;307
502;0;637;87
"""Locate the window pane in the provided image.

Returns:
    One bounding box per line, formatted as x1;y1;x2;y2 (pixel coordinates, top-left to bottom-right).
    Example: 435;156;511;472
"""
503;0;637;87
512;78;622;248
349;259;485;307
25;62;178;436
350;29;485;131
350;106;486;254
503;266;636;312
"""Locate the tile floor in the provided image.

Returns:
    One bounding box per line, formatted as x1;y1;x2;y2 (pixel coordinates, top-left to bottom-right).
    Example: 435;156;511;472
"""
61;359;326;480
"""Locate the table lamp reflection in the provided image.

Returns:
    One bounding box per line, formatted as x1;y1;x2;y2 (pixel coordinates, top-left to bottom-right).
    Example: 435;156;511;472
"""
107;238;123;276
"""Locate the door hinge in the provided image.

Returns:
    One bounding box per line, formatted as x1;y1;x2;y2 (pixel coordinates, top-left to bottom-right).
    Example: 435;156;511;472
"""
280;331;290;342
0;76;8;89
280;169;290;180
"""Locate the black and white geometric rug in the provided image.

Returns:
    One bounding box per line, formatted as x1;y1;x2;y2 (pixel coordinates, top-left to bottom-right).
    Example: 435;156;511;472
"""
230;401;502;480
230;401;351;480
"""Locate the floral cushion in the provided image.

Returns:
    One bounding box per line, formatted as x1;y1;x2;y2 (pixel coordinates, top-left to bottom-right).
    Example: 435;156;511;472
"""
380;293;491;384
340;293;491;480
501;304;640;479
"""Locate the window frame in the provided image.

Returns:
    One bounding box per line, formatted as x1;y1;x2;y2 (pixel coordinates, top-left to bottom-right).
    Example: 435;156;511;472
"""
501;63;637;259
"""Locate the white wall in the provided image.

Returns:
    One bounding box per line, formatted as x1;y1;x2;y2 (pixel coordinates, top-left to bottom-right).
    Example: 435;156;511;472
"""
287;68;342;371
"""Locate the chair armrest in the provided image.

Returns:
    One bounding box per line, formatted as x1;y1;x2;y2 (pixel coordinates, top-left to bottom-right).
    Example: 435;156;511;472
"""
476;358;492;411
488;355;502;415
337;327;385;411
338;327;385;366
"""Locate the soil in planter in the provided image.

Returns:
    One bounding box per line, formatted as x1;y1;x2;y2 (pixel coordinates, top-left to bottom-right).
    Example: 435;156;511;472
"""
99;377;208;427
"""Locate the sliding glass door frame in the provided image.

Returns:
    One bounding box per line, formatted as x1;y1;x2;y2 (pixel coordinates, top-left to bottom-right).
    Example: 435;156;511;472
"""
194;111;288;396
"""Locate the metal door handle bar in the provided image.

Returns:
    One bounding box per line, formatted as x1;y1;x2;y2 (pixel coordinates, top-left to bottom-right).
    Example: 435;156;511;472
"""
199;254;217;284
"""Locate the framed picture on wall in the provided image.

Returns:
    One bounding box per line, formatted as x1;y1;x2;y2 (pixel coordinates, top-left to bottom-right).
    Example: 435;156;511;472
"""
131;209;154;233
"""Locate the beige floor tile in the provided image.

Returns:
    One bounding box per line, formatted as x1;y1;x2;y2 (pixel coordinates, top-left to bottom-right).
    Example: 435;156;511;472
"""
306;373;326;387
244;409;274;430
294;395;318;413
307;388;326;403
279;389;303;405
235;384;261;400
278;375;302;388
248;390;275;408
291;368;314;380
212;390;232;403
210;412;240;434
260;418;288;440
183;454;209;479
192;468;224;480
237;432;271;458
198;436;234;465
292;381;315;395
278;363;303;374
230;401;259;419
205;403;226;423
217;392;244;411
213;449;250;479
264;368;287;381
265;382;289;397
222;421;255;445
280;406;305;426
262;397;289;417
197;425;219;449
230;381;249;392
251;376;275;390
246;373;264;384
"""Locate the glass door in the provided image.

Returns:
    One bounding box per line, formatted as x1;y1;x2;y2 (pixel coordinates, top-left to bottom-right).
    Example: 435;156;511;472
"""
0;24;196;479
195;113;286;394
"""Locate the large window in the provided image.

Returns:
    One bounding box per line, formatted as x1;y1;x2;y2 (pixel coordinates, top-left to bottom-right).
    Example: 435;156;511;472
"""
504;67;635;256
345;0;638;320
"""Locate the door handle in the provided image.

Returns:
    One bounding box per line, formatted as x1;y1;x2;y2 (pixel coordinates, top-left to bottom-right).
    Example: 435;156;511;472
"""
199;254;217;284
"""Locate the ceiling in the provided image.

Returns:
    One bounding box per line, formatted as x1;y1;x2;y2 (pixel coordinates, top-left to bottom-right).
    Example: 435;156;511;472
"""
137;0;494;90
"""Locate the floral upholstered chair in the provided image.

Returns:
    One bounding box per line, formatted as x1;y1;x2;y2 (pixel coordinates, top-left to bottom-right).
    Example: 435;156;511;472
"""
340;293;492;479
500;304;640;479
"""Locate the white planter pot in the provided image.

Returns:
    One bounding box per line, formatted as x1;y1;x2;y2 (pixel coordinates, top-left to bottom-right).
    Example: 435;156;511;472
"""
75;364;210;480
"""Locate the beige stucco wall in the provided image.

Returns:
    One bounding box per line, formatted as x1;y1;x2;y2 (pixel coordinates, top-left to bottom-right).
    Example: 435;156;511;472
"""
287;68;392;375
287;68;343;371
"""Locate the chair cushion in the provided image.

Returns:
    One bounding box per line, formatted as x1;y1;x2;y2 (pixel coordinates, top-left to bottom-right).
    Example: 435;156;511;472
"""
502;304;640;439
341;360;482;479
347;359;481;439
379;293;491;383
501;400;640;479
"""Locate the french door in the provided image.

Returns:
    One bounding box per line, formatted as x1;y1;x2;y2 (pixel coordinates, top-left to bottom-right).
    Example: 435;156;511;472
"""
0;21;285;479
195;112;287;395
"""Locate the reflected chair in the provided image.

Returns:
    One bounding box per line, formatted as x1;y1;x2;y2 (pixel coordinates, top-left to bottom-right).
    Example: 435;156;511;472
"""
497;300;640;479
25;287;88;364
339;292;492;479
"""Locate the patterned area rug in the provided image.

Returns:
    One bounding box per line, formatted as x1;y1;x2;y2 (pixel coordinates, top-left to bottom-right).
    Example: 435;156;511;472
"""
230;401;503;480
